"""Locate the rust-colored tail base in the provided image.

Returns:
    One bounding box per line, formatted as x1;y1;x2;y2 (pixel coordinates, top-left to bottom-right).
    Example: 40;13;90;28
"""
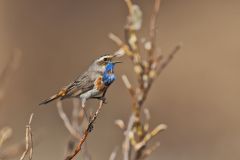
39;94;60;105
39;89;67;105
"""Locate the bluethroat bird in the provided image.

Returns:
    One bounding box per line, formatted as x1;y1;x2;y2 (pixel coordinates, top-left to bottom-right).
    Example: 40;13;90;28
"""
39;53;121;108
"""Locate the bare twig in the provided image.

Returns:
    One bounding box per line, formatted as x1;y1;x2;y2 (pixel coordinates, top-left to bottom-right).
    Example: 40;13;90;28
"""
0;50;24;160
19;113;34;160
58;94;94;159
109;147;119;160
148;0;161;57
115;119;125;130
72;99;81;130
0;143;25;160
82;142;92;160
125;0;133;14
64;100;104;160
122;114;135;160
109;0;180;159
0;127;12;148
140;142;160;160
0;49;22;103
57;101;82;140
109;33;133;57
122;75;135;98
157;44;182;75
134;124;167;151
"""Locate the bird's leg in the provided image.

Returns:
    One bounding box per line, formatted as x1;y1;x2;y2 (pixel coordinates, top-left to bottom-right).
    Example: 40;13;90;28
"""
81;99;94;131
91;96;107;104
81;99;90;122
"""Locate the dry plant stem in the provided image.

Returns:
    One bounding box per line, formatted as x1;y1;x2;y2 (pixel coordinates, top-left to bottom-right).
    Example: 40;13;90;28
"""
0;143;26;160
19;113;34;160
139;142;160;160
0;50;22;103
122;75;135;99
138;43;180;106
109;147;118;160
123;114;135;160
148;0;161;60
0;50;22;84
64;100;104;160
82;142;91;160
108;33;134;59
157;44;181;75
0;127;12;148
0;50;23;159
57;101;82;140
125;0;133;14
72;99;81;131
57;98;91;158
58;99;88;157
109;0;180;160
122;75;139;160
134;124;167;151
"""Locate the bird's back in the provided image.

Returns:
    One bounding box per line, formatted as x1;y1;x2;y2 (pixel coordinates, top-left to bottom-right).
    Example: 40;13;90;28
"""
61;70;101;99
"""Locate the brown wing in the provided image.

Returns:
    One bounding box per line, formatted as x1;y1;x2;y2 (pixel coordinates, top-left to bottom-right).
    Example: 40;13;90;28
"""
61;72;95;99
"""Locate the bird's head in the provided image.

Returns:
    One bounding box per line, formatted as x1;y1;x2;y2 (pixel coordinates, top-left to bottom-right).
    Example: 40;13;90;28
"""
91;53;122;73
95;54;116;66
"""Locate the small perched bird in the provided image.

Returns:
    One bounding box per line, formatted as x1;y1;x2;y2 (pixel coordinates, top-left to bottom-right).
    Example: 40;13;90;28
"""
39;54;121;107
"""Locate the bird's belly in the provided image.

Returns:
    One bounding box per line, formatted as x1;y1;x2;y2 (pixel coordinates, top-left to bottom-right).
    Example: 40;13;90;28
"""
79;76;107;100
79;88;103;100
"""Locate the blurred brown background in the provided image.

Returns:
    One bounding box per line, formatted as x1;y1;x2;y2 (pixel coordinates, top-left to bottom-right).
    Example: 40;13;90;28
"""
0;0;240;159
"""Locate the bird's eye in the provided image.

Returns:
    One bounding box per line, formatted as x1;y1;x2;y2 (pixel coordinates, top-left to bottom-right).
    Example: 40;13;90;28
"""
103;58;108;61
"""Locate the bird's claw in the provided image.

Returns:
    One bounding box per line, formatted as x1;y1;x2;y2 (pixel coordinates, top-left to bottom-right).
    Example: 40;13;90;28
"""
100;97;107;104
87;123;94;132
92;96;107;104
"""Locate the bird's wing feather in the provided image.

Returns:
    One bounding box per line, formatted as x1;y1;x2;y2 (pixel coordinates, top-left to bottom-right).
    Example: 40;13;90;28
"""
62;72;95;98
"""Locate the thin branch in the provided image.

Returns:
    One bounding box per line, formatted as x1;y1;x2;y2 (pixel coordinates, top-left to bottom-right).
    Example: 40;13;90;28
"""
109;147;119;160
57;101;81;140
122;75;135;98
124;0;133;14
71;99;81;131
157;44;181;76
134;124;167;151
149;0;161;51
0;127;12;149
19;113;34;160
109;33;133;57
0;50;22;102
0;50;24;160
123;114;135;160
0;143;25;160
140;142;160;160
82;142;92;160
115;119;125;130
109;33;124;46
64;100;104;160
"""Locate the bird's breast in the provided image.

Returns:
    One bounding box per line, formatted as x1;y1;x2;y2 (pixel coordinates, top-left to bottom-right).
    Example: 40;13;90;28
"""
94;76;106;91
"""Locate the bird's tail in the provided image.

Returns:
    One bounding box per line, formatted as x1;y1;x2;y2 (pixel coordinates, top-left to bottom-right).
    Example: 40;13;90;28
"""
39;89;67;105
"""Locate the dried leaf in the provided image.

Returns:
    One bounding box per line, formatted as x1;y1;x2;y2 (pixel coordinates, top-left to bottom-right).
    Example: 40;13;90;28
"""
127;4;143;30
115;119;125;130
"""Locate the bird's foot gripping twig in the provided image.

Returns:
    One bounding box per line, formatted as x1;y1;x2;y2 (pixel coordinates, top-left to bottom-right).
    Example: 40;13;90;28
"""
86;121;94;133
91;96;107;104
64;99;104;160
86;96;107;131
82;96;107;123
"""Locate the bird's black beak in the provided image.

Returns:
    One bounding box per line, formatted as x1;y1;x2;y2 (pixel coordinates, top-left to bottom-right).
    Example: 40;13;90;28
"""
112;61;122;64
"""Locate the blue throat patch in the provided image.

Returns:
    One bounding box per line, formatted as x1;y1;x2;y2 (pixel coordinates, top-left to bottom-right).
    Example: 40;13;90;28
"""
102;63;116;86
